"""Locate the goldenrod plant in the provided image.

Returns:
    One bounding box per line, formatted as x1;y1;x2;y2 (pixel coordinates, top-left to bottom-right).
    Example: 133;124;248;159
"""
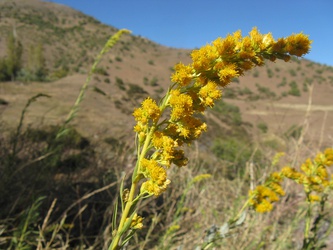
108;27;315;249
197;149;333;249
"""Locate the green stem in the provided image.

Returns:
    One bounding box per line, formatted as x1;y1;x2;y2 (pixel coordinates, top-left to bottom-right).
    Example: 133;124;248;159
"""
109;125;157;249
109;181;138;250
109;88;172;249
303;194;312;249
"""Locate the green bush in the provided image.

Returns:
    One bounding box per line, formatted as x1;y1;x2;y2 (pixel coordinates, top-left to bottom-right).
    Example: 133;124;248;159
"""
266;68;274;78
222;88;236;99
213;100;242;126
288;81;301;96
255;83;276;99
211;137;262;179
150;77;158;86
289;69;297;77
115;77;126;90
127;83;148;95
277;77;287;87
143;76;149;85
257;122;268;133
238;87;253;96
93;66;109;76
284;124;302;139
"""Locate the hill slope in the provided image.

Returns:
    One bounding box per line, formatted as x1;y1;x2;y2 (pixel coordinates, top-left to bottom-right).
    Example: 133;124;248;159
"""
1;0;333;147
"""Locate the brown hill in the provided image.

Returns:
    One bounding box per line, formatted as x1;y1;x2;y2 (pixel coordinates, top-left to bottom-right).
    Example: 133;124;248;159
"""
1;0;333;148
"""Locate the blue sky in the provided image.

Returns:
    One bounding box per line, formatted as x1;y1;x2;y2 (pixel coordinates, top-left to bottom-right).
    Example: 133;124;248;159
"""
48;0;333;66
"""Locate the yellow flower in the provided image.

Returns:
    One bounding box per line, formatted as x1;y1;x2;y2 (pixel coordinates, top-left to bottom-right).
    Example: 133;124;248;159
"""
316;148;333;166
216;63;239;85
213;34;237;58
272;38;287;53
141;97;161;123
152;131;179;167
249;186;276;213
169;90;194;121
191;44;218;71
238;36;255;59
281;166;295;178
285;33;312;57
249;27;263;47
171;63;194;86
255;199;273;213
141;179;171;197
268;181;285;196
249;171;285;213
140;159;170;196
198;80;222;107
271;152;285;167
130;213;144;230
300;158;313;175
308;194;321;203
262;33;275;48
324;148;333;166
133;97;161;130
281;148;333;198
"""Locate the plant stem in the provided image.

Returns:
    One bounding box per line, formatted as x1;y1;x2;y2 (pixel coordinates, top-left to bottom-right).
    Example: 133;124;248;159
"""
109;88;171;249
109;124;157;249
303;195;312;249
109;181;138;250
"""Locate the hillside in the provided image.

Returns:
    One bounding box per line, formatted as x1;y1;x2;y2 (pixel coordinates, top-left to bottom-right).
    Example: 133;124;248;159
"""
1;0;333;145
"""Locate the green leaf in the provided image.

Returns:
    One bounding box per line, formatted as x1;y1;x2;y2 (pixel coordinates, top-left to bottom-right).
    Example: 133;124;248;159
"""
121;230;136;247
235;211;247;226
219;222;229;237
112;198;118;232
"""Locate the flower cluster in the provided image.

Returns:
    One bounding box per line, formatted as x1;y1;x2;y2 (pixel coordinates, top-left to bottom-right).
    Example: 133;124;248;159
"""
130;213;143;230
133;27;312;197
249;172;285;213
139;158;171;196
281;148;333;202
249;148;333;213
133;97;161;143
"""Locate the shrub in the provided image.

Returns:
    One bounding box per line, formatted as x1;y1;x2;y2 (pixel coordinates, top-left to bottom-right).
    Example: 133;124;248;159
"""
115;77;126;90
150;77;159;86
213;100;242;126
126;83;148;96
267;68;274;78
256;83;276;99
289;68;297;76
211;137;263;179
222;88;236;99
93;66;109;76
253;69;259;77
257;122;268;133
288;81;301;96
277;77;287;87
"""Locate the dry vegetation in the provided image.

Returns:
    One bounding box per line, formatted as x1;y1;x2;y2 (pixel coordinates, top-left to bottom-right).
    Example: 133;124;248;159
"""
1;1;333;249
